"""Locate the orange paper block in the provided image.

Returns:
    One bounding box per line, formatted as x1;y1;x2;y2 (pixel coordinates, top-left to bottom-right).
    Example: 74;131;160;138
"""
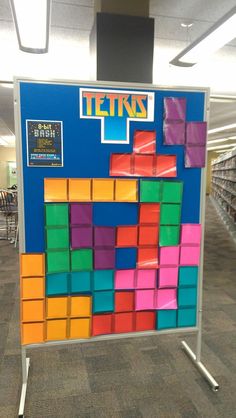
92;179;114;201
115;179;138;202
139;226;159;246
70;296;92;317
46;297;68;318
155;155;177;177
69;179;91;201
46;319;67;340
116;226;138;247
21;322;45;345
133;130;156;154
21;277;45;300
110;154;132;176
139;204;160;224
44;178;68;202
69;318;91;339
20;253;45;277
22;300;45;323
137;248;159;269
133;155;154;177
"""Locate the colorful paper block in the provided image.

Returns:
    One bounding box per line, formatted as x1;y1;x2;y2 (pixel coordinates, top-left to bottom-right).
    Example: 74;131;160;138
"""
71;226;93;249
135;311;155;331
140;180;162;203
156;288;177;310
139;203;160;224
137;248;158;269
115;179;138;202
135;289;155;310
93;270;114;291
22;300;44;322
46;273;69;296
46;228;69;250
159;226;180;247
155;155;177;177
178;307;197;327
114;312;134;333
181;224;201;245
44;178;68;202
162;181;183;203
164;97;186;121
138;225;158;246
158;267;178;288
185;146;206;168
70;203;92;226
70;296;92;317
178;287;197;307
133;154;154;176
47;250;70;274
21;322;45;345
179;246;200;265
94;249;115;270
178;266;198;287
92;179;114;201
163;120;185;145
92;314;113;336
157;310;177;330
46;319;67;340
186;122;207;146
45;203;69;227
160;204;181;225
46;297;68;318
133;130;156;154
116;226;138;247
20;253;45;277
69;178;91;201
94;227;115;248
115;291;135;312
70;271;92;293
136;269;156;289
21;277;44;300
71;249;93;271
69;318;91;339
159;246;180;266
110;154;132;176
115;269;135;289
115;248;137;269
93;291;114;313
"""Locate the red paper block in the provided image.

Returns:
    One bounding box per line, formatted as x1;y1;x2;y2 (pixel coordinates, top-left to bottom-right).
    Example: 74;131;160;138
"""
133;155;154;177
116;226;138;247
135;311;156;331
92;314;113;336
139;203;160;224
139;225;159;246
137;248;159;269
155;155;177;177
114;312;134;333
110;154;132;176
133;130;156;154
115;291;135;312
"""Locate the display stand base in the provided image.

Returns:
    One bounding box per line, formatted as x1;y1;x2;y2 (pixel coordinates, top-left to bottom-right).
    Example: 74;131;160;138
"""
181;340;219;392
18;357;30;418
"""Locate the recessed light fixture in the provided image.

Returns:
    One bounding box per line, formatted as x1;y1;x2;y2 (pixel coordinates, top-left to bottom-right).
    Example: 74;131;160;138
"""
207;143;236;151
208;123;236;135
208;136;236;144
0;82;13;89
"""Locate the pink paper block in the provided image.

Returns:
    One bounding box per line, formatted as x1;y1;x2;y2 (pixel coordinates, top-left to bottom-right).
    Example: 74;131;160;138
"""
135;289;155;310
181;224;201;245
115;270;135;289
159;267;178;288
160;246;180;266
180;246;200;266
156;289;177;310
136;270;156;289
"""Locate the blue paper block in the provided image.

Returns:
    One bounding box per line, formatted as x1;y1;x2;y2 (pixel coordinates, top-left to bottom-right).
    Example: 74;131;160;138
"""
178;287;197;307
93;270;114;291
157;310;177;330
93;203;138;226
115;248;137;269
178;307;197;327
70;271;92;294
178;266;198;287
93;290;114;313
46;273;69;296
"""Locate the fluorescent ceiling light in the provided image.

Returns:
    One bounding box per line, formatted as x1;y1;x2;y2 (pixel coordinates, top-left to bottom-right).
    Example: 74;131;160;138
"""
10;0;51;53
208;136;236;144
207;143;236;151
208;123;236;134
0;137;8;146
0;82;13;89
170;6;236;66
215;149;232;153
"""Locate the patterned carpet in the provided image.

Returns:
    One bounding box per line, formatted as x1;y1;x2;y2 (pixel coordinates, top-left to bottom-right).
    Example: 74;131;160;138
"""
0;198;235;418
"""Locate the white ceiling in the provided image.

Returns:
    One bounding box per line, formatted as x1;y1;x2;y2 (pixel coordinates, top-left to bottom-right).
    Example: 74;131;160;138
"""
0;0;236;146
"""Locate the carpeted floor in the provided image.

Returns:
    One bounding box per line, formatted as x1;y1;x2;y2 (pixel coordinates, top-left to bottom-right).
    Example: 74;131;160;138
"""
0;198;236;418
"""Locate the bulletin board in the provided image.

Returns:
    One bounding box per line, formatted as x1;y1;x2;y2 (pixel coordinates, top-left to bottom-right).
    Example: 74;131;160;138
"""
15;79;208;346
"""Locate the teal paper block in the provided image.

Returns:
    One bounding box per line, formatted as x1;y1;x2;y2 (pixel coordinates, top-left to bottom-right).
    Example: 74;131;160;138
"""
178;287;197;307
162;182;183;203
46;227;69;250
159;225;180;246
178;307;197;327
71;249;93;271
140;180;162;202
157;310;177;330
93;270;114;291
70;271;92;293
93;290;114;313
45;203;69;227
160;204;181;225
46;273;69;296
178;266;198;287
46;250;70;273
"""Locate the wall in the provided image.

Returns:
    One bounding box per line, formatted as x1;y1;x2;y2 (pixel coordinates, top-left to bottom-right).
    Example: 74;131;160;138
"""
0;147;16;188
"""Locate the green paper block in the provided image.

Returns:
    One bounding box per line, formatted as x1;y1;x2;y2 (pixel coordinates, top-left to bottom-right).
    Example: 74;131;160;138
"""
178;287;197;308
46;250;70;273
178;266;198;287
140;180;162;202
93;290;114;313
160;204;181;225
157;310;177;330
162;182;183;203
93;270;114;291
71;249;93;271
45;204;69;227
46;227;69;250
178;307;197;327
70;271;92;293
159;225;180;246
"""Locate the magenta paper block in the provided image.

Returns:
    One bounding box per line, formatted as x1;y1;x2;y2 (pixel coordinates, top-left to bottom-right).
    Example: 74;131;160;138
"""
71;226;93;249
185;146;206;168
164;97;186;121
186;122;207;146
163;120;185;145
156;288;177;309
181;224;201;245
159;246;180;266
179;246;200;265
136;269;156;289
94;227;115;248
115;269;135;289
159;267;178;288
135;289;155;310
94;249;115;270
70;203;92;226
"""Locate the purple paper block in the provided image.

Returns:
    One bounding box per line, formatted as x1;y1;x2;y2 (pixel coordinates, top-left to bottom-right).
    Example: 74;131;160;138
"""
94;249;115;270
94;227;115;248
186;122;207;146
163;120;185;145
70;203;92;226
71;226;93;249
164;97;186;121
185;146;206;168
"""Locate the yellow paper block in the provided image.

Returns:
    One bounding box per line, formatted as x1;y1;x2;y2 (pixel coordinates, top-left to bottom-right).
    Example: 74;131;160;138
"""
21;277;45;300
44;178;68;202
69;178;91;201
92;179;114;201
22;300;45;322
20;253;45;277
46;297;68;318
115;179;138;202
46;319;68;340
69;318;91;339
70;296;92;317
21;322;45;345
